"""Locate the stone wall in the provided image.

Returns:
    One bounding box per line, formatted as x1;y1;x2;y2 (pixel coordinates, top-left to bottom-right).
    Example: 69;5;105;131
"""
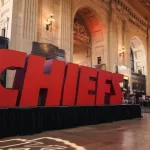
0;0;13;88
0;0;13;39
37;0;61;47
6;0;38;88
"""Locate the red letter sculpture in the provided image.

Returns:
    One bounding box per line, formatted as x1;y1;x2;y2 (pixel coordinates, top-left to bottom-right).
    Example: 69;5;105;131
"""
0;50;124;107
19;56;66;107
110;73;123;104
0;49;26;107
96;70;112;105
76;66;97;105
62;63;79;105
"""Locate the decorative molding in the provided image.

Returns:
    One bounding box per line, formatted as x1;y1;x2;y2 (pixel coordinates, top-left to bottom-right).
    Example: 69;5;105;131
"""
91;0;110;12
0;17;8;28
135;50;142;59
131;37;141;48
113;0;148;32
139;0;150;11
0;8;9;17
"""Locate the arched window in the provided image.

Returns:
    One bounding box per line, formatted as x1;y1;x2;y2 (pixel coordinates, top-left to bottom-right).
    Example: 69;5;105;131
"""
130;48;134;73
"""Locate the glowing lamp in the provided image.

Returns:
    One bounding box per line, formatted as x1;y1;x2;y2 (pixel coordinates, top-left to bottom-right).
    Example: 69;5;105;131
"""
119;47;125;56
46;14;55;31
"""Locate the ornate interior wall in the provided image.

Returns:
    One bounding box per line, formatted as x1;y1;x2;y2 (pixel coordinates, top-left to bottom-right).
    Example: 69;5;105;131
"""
0;0;150;95
71;0;110;70
0;0;13;39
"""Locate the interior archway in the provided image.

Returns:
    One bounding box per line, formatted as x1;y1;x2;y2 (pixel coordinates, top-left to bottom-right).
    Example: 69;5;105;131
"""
73;7;105;67
130;36;146;75
130;36;147;95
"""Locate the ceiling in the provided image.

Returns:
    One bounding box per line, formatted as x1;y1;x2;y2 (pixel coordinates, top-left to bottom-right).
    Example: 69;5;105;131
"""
75;8;104;33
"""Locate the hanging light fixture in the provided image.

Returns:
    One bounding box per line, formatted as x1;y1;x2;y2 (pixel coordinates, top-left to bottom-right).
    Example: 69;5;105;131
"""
119;47;125;56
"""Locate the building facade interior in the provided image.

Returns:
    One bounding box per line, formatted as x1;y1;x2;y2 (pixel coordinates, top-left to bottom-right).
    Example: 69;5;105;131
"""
0;0;150;97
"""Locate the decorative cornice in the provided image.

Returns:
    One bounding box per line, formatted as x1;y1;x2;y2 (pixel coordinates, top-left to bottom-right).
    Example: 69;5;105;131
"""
0;17;8;27
0;8;9;17
113;0;148;32
139;0;150;11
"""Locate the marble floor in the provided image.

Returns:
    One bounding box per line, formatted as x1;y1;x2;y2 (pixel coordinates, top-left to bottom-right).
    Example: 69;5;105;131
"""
0;113;150;150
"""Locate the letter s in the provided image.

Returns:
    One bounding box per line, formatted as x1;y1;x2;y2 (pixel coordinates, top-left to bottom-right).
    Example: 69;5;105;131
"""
110;73;123;104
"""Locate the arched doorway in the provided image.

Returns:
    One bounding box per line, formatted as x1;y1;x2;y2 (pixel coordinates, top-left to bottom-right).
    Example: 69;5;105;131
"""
130;36;146;95
130;36;146;75
73;8;105;68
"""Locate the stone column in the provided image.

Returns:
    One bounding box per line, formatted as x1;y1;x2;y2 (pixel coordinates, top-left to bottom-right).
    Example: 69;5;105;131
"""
124;21;132;90
23;0;38;41
7;0;38;88
123;20;130;67
60;0;72;62
21;0;38;54
108;11;118;72
146;26;150;95
10;0;38;52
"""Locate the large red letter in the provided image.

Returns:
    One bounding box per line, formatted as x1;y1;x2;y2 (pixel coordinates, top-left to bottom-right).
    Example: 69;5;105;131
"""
96;70;112;105
110;73;123;104
19;56;66;107
62;63;79;105
0;49;26;107
76;66;97;105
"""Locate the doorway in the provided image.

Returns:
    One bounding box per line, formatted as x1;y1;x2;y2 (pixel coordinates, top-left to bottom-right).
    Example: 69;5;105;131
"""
73;8;105;67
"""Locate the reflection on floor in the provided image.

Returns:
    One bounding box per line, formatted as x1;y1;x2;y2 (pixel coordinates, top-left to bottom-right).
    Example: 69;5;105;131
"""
0;113;150;150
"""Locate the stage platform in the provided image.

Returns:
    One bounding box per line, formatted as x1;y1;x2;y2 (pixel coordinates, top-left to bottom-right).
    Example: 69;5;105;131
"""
0;105;141;138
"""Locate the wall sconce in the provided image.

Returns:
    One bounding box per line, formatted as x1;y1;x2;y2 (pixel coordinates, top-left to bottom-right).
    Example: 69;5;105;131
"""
46;14;55;32
118;47;125;56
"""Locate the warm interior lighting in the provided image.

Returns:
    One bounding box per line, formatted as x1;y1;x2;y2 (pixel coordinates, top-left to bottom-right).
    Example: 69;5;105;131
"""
119;47;125;56
46;14;55;31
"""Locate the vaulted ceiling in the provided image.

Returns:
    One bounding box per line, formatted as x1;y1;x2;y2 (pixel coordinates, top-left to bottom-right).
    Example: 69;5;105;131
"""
74;8;104;33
